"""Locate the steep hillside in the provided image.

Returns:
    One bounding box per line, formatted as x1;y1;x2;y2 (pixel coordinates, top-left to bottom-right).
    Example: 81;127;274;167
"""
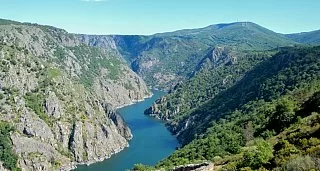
0;19;150;170
286;30;320;45
79;22;296;89
145;46;275;122
137;46;320;171
149;46;320;144
1;20;151;108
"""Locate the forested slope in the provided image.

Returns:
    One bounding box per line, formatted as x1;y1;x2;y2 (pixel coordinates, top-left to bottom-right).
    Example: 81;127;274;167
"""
137;46;320;171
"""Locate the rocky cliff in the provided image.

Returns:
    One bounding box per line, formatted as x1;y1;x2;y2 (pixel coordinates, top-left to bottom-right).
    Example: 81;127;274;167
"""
0;20;150;170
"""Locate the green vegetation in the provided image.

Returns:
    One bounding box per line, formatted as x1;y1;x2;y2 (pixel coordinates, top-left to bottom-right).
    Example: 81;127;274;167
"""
68;45;123;88
141;83;320;170
0;19;22;25
133;164;156;171
53;47;67;60
286;30;320;45
0;92;4;100
0;121;20;171
46;67;61;80
24;92;51;125
145;48;275;122
169;46;320;144
240;139;274;169
135;46;320;170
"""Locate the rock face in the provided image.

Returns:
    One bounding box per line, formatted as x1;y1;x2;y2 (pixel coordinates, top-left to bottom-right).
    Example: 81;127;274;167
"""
77;35;119;53
196;46;237;71
0;20;149;170
44;91;63;118
93;68;151;108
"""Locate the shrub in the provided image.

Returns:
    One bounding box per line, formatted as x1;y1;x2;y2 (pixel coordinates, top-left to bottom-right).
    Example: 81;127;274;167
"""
241;139;273;169
283;156;317;171
0;93;4;100
10;59;17;65
0;121;20;170
273;139;300;166
133;164;155;171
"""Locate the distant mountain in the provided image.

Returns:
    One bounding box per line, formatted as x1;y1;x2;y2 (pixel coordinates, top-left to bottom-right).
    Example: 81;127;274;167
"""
79;22;297;89
155;22;295;49
286;29;320;45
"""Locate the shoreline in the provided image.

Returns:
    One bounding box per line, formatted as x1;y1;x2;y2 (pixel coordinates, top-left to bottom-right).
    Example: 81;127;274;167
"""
115;92;154;109
70;143;130;170
72;92;154;170
71;89;175;171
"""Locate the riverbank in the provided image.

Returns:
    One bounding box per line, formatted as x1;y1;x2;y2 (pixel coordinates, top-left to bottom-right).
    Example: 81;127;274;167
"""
115;93;154;109
75;90;178;171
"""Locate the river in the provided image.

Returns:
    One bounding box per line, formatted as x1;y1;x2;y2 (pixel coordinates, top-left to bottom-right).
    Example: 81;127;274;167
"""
75;90;178;171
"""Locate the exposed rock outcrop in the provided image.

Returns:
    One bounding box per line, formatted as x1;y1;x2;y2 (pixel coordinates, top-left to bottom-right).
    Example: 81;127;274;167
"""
17;109;55;143
173;163;215;171
0;20;149;170
93;67;151;108
44;91;63;118
196;46;237;71
11;133;73;171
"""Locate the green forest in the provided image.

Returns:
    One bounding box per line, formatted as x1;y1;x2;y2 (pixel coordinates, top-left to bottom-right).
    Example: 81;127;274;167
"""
137;46;320;170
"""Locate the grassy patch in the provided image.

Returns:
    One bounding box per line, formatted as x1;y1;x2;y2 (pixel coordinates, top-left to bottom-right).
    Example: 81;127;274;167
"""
46;67;61;80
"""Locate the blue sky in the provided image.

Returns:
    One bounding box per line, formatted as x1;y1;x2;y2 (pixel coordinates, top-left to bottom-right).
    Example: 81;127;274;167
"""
0;0;319;35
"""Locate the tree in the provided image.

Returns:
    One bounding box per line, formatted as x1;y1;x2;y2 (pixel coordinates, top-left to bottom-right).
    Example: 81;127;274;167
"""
299;91;320;116
267;98;297;133
243;121;254;144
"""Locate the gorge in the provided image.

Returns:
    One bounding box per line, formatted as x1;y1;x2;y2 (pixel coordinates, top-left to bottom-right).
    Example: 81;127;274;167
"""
0;18;320;171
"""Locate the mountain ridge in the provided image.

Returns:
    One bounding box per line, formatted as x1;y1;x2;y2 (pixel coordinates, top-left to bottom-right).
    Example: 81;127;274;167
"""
78;21;302;90
286;29;320;45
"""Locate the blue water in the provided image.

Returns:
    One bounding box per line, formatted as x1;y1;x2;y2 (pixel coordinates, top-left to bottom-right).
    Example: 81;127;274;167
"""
75;90;178;171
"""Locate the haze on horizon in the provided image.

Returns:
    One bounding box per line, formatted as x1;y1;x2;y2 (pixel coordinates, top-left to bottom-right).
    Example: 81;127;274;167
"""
0;0;319;35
